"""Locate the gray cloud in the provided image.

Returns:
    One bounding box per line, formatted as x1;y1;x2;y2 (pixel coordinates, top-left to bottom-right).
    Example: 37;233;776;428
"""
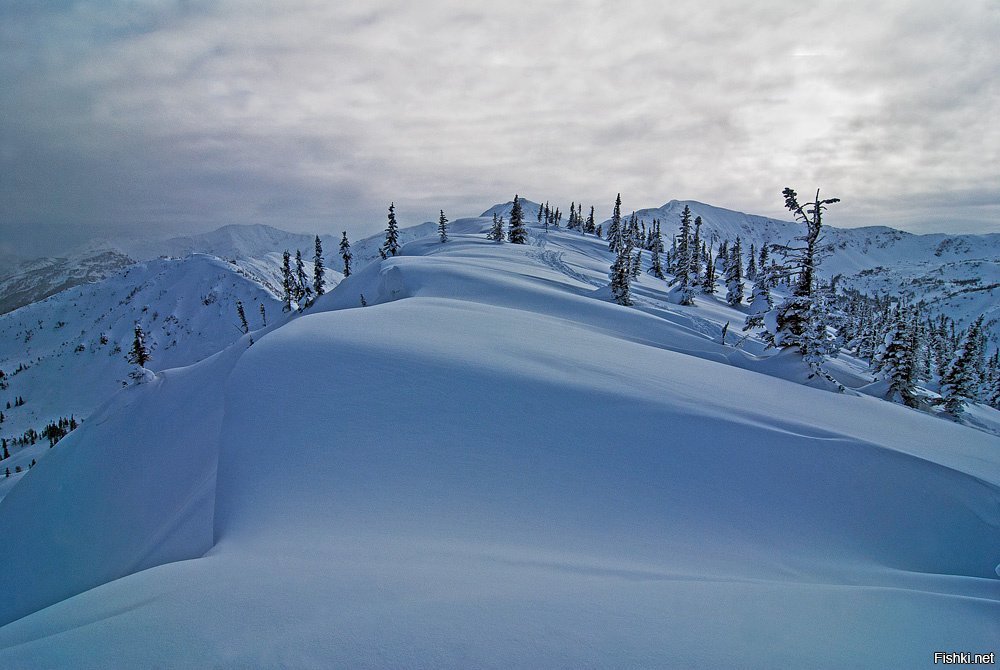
2;0;998;257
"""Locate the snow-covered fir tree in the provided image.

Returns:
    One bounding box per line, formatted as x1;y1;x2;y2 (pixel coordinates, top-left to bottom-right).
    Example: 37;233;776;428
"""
585;206;596;234
313;235;325;296
281;250;294;311
941;315;986;417
691;216;702;282
487;213;505;241
294;249;311;303
438;210;448;243
764;188;840;378
339;232;352;277
508;195;528;244
702;244;717;294
609;237;634;306
675;205;695;305
381;202;401;258
746;244;758;280
126;323;151;377
743;263;775;330
725;237;744;306
607;193;623;253
873;307;921;408
648;219;665;279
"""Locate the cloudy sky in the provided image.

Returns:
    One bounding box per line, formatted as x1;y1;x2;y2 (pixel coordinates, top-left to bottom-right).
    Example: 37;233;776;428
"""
2;0;998;257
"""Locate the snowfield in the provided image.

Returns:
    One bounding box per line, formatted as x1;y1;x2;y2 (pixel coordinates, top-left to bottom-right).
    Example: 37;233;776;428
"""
0;215;997;668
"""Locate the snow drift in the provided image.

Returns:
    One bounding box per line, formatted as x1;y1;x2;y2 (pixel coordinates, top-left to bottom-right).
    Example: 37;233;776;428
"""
0;217;997;668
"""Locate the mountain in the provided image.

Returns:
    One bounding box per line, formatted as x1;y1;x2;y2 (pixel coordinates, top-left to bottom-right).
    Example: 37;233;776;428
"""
0;214;996;668
0;250;135;315
616;199;1000;343
0;254;284;500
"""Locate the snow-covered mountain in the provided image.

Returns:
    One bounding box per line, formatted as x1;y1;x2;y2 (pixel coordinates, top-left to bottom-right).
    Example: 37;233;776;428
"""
0;254;284;499
617;199;1000;341
0;214;996;668
0;250;135;315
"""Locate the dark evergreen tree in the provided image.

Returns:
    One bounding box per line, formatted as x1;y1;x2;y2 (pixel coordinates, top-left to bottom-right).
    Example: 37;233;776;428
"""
691;216;702;282
281;250;294;311
585;206;596;234
508;195;527;244
609;240;634;306
381;202;401;258
313;235;325;296
259;303;267;327
608;193;623;253
127;323;151;368
648;220;665;279
765;188;840;375
675;205;695;305
746;244;758;280
295;249;310;302
702;244;717;294
236;300;250;334
438;209;449;243
725;237;744;306
340;232;353;277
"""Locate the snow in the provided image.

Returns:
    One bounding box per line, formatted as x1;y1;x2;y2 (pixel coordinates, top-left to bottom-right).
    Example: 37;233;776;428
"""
0;215;997;667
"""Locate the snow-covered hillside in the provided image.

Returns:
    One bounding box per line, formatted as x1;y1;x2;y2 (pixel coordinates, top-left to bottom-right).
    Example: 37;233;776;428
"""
0;255;283;498
0;215;996;668
615;199;1000;340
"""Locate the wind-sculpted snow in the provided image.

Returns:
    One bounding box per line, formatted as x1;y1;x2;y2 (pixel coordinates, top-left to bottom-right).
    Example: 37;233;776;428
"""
0;220;997;668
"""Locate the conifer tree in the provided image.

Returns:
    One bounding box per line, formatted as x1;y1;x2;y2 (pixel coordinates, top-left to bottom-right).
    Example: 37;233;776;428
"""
675;205;695;305
236;300;250;334
725;237;744;306
746;244;757;280
631;249;642;279
691;216;702;282
874;308;921;408
381;202;401;258
508;195;528;244
608;193;623;253
941;315;985;417
281;250;294;311
127;323;151;368
537;202;543;222
585;206;596;234
609;239;634;306
743;263;774;330
438;209;449;243
487;213;505;241
338;232;352;278
765;188;840;372
313;235;325;296
295;249;310;302
702;245;717;294
259;303;267;327
648;220;665;279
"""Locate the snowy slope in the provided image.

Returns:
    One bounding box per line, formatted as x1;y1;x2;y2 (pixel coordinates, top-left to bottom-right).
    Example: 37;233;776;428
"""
0;255;283;499
0;217;996;668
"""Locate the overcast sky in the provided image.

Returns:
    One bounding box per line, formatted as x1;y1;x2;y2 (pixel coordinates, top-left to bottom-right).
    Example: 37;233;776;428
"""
2;0;998;257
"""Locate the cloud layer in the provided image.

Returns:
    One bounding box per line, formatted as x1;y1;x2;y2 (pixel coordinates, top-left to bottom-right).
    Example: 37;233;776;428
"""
2;0;998;255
